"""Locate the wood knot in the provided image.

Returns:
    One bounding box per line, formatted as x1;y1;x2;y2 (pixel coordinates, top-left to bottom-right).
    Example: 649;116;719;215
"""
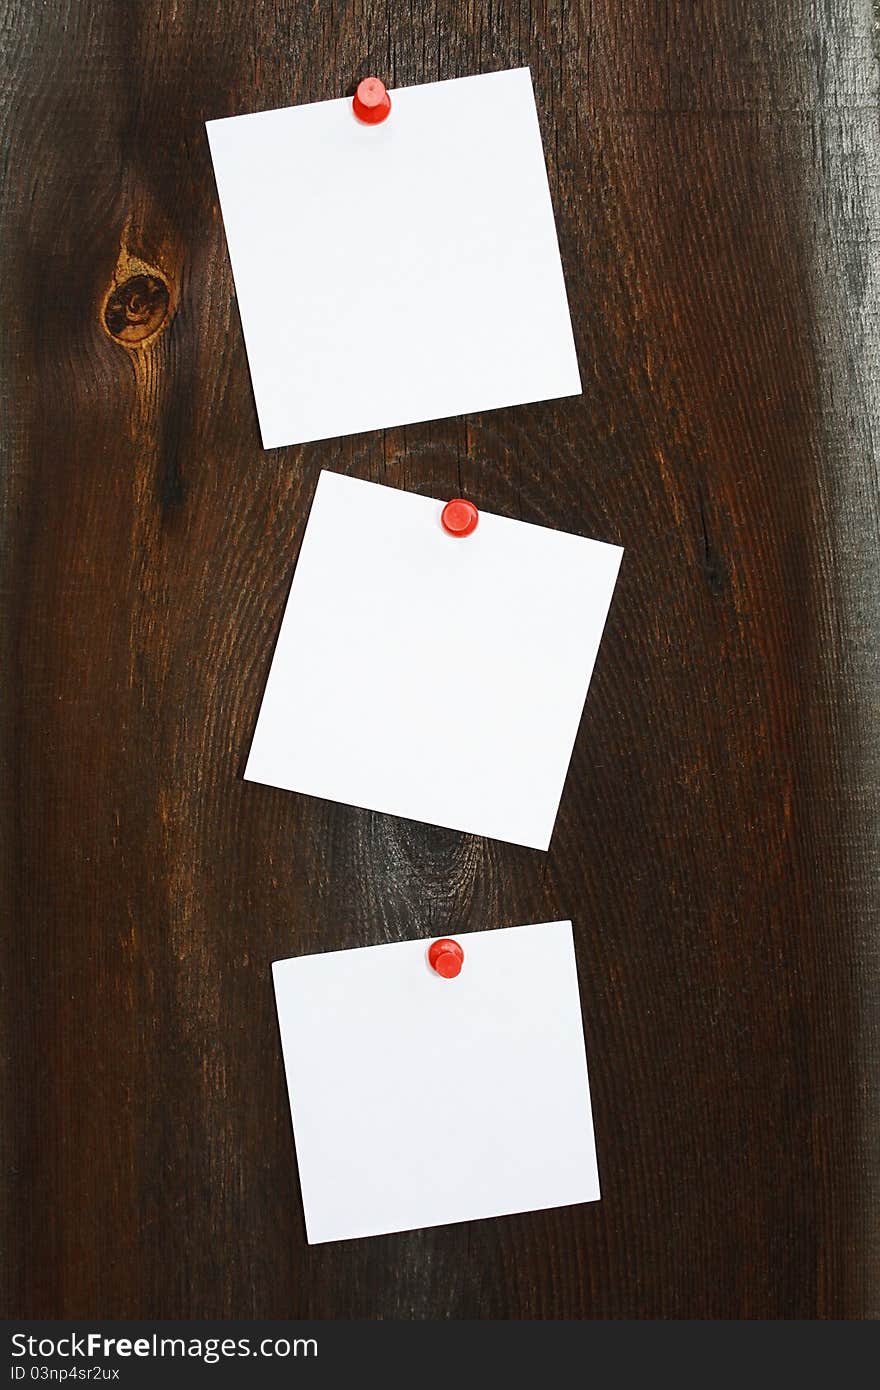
103;271;171;347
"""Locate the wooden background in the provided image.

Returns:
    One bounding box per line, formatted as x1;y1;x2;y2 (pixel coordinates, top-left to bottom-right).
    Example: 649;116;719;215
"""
2;0;878;1320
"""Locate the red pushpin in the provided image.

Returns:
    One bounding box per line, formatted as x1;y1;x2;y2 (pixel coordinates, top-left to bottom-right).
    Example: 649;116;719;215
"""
353;77;391;125
428;938;464;979
441;498;479;537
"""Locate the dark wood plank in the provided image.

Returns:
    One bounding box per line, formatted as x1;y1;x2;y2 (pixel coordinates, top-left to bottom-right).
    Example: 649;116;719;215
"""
2;0;878;1318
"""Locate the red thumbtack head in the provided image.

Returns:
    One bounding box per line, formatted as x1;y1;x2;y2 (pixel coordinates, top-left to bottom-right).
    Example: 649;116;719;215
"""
441;499;479;537
428;938;464;979
353;77;391;125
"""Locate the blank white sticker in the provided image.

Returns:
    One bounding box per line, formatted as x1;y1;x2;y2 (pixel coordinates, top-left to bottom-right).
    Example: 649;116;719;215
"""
245;470;622;850
206;68;581;448
273;921;600;1243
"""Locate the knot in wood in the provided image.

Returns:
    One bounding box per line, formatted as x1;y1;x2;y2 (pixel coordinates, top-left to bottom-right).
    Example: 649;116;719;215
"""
103;272;170;346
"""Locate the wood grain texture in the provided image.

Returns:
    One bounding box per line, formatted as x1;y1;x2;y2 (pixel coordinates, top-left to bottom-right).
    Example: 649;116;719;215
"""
1;0;878;1319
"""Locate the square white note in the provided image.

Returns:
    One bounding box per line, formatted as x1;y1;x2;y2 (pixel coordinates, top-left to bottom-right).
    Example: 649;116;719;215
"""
273;921;600;1243
245;471;622;849
206;68;581;448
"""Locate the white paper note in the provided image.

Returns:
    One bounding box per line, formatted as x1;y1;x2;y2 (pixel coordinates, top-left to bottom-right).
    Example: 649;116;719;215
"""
245;470;622;850
206;68;581;448
273;921;600;1243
